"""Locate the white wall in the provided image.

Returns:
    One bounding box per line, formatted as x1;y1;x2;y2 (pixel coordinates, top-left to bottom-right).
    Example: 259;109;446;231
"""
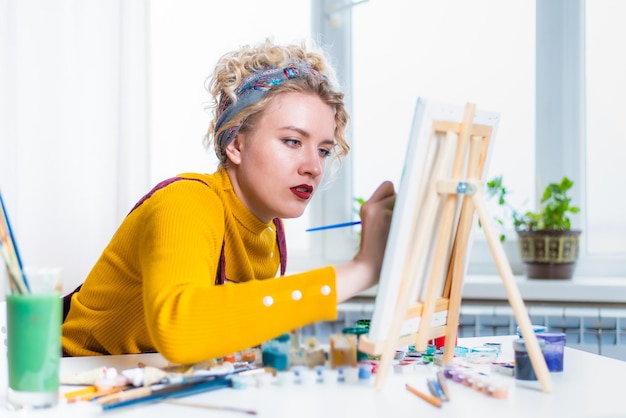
1;1;149;293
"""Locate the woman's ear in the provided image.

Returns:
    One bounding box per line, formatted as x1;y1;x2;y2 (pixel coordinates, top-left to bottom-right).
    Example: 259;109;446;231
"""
224;136;242;165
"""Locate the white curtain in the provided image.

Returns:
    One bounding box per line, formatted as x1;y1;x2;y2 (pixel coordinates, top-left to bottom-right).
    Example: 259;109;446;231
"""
0;0;149;293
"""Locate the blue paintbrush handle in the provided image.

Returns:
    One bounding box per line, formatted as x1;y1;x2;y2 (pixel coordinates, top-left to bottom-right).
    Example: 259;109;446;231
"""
101;377;230;411
306;221;361;232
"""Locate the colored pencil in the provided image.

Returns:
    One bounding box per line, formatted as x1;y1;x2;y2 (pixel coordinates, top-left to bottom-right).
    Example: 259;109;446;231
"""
64;385;97;400
405;383;442;408
65;385;128;403
306;221;361;232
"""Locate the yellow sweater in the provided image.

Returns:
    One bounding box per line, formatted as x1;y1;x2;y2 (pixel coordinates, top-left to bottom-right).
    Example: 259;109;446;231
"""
61;168;337;364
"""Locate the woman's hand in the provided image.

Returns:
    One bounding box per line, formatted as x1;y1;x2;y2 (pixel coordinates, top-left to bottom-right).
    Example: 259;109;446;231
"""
335;181;396;303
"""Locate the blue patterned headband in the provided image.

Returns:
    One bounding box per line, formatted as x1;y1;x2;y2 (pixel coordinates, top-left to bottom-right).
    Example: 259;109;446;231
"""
214;60;326;152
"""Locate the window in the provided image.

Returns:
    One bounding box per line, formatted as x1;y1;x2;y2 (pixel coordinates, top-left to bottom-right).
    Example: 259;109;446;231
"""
149;0;626;278
351;1;535;274
352;1;535;212
585;0;626;256
532;0;626;277
348;0;626;277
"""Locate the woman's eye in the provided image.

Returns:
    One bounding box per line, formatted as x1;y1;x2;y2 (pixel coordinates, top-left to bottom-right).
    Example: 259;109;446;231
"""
319;148;332;158
283;139;301;147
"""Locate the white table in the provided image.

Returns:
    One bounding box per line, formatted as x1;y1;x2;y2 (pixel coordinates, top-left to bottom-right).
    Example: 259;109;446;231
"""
2;335;625;418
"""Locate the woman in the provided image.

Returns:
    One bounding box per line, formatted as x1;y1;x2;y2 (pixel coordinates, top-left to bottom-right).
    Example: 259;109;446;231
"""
62;39;396;365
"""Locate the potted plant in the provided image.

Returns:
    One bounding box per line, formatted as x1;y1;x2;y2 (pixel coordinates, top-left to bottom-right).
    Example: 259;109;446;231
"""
486;176;581;279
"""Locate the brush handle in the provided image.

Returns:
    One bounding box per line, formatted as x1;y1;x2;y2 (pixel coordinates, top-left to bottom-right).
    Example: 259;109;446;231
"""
306;221;361;232
101;378;230;411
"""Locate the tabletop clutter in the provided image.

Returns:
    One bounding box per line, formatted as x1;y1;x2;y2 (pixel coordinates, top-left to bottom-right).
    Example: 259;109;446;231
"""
58;319;567;411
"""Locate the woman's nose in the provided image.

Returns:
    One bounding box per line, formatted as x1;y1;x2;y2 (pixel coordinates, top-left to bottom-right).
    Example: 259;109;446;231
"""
299;148;324;177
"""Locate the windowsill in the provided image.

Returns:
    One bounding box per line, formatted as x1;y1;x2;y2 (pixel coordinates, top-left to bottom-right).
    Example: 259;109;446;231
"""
461;274;626;304
356;274;626;305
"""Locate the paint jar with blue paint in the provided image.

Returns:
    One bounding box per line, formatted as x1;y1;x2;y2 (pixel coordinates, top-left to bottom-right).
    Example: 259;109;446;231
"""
262;333;291;371
512;338;546;380
357;362;374;380
516;324;547;337
466;345;499;364
453;346;469;357
536;332;566;372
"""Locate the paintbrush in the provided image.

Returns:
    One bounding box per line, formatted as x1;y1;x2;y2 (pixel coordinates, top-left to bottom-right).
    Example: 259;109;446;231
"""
306;221;361;232
0;245;26;294
0;191;29;294
162;399;257;415
99;376;230;411
436;369;451;401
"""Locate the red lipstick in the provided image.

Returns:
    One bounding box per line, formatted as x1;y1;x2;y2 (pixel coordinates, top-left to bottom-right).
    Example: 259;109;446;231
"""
290;184;313;200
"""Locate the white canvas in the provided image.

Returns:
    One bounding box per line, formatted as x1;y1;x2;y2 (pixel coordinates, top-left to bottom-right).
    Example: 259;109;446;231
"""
366;98;500;348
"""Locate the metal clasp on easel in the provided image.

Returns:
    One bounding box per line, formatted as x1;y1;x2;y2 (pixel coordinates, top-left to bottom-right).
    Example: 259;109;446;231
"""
436;179;483;196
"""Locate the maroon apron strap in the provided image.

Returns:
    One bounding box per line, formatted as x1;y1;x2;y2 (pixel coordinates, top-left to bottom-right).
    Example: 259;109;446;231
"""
215;242;227;285
128;177;208;214
217;218;287;284
273;218;287;276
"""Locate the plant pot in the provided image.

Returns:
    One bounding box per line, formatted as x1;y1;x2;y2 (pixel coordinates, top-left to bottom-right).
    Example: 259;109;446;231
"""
517;230;582;279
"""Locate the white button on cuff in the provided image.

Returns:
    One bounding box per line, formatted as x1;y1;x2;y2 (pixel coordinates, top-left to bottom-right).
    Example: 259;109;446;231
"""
269;252;274;259
321;285;331;296
292;290;302;301
263;296;274;307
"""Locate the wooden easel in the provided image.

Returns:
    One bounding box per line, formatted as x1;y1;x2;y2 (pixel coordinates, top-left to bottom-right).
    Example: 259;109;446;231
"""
358;103;552;393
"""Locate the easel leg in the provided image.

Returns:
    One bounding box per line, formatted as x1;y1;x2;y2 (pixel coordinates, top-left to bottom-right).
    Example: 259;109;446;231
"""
416;103;476;353
441;135;486;364
472;193;553;393
373;127;459;389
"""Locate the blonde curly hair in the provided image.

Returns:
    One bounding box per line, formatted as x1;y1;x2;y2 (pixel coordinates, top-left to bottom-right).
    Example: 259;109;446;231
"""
204;39;350;168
